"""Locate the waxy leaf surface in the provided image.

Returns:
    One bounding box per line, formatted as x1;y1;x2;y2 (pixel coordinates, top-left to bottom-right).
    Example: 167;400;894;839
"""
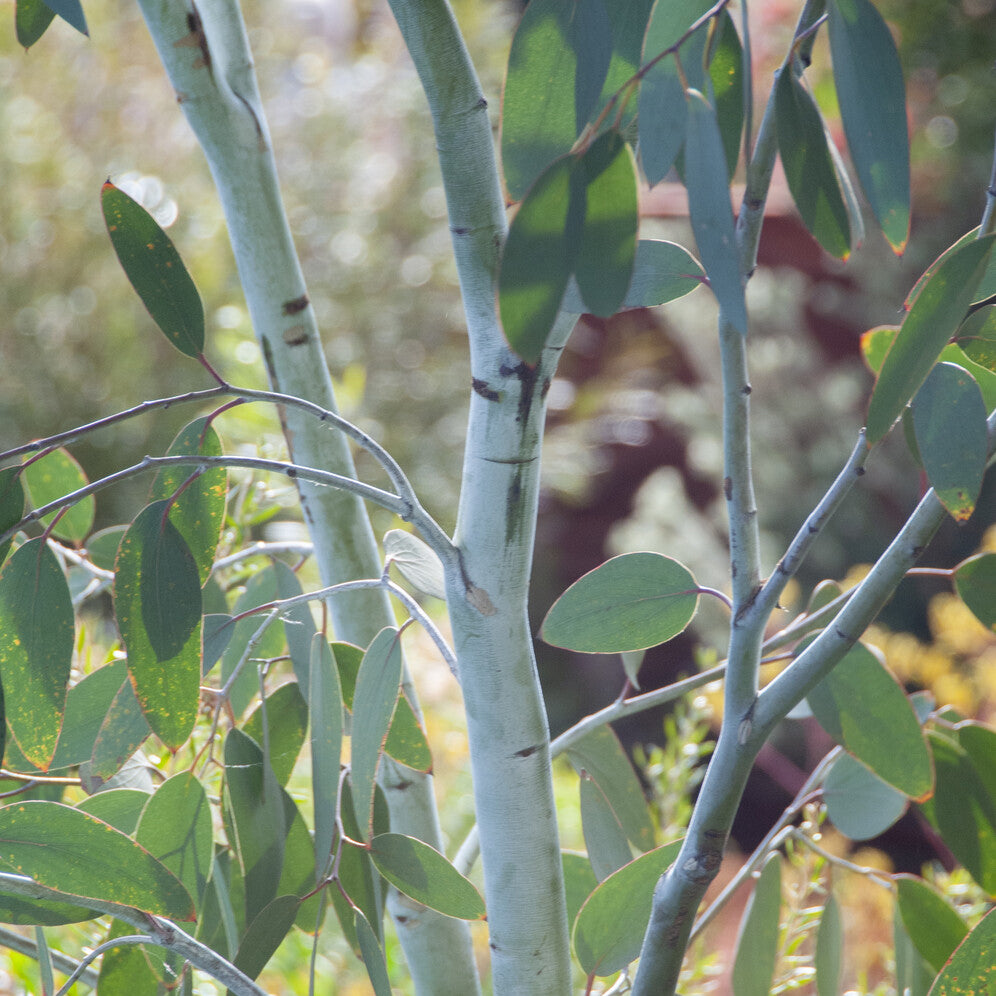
895;874;968;975
22;448;94;545
928;906;996;996
309;635;342;879
822;751;908;840
731;854;782;996
954;553;996;630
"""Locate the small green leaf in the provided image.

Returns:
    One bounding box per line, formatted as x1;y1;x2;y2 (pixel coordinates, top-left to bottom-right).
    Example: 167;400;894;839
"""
354;907;393;996
896;874;969;975
685;88;747;333
866;235;996;442
567;725;655;852
807;641;932;799
15;0;56;49
827;0;909;251
22;448;94;545
542;552;698;653
84;525;127;572
955;553;996;632
895;902;935;996
114;502;202;749
0;801;194;920
500;0;612;201
76;789;149;835
80;676;152;791
0;538;73;770
369;833;485;920
150;418;227;585
956;305;996;374
711;12;744;180
579;774;633;881
815;893;843;996
957;722;996;803
731;854;782;996
39;0;85;35
822;751;908;840
96;918;166;996
101;181;204;357
233;894;300;981
574;131;639;318
921;731;996;894
572;840;682;976
775;68;851;259
223;728;287;925
595;0;656;130
928;905;996;996
499;154;577;365
243;681;309;786
310;635;342;879
277;798;322;931
622;240;704;308
913;362;988;522
384;692;432;773
384;529;446;600
351;628;404;837
0;468;24;567
562;850;598;930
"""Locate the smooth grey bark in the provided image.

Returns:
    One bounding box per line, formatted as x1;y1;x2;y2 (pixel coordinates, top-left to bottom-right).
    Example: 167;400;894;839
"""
134;1;480;992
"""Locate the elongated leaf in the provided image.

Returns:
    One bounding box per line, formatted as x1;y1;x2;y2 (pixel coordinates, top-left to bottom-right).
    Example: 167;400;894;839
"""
501;0;612;201
224;728;287;924
355;908;393;996
275;797;321;931
731;854;782;996
913;363;988;522
499;154;577;365
685;88;747;333
136;772;213;913
957;722;996;802
595;0;656;128
39;0;85;34
775;68;850;259
46;662;127;770
114;501;201;749
579;774;633;881
574;131;639;317
0;801;194;920
920;731;996;893
76;789;149;835
563;850;599;930
22;448;94;545
815;893;843;996
823;750;908;840
954;553;996;631
928;906;996;996
80;676;152;791
0;469;24;567
866;235;996;442
0;538;73;770
807;641;932;799
567;725;655;852
896;874;968;974
623;240;704;308
233;893;300;982
102;182;204;357
711;12;744;180
243;681;309;786
15;0;56;48
0;892;93;927
827;0;909;251
895;902;935;996
351;628;404;837
542;552;698;653
310;635;342;879
384;529;446;600
370;833;485;920
573;840;682;976
150;418;226;585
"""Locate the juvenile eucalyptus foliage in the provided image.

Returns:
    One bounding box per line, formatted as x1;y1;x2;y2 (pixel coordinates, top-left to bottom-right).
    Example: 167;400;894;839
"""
1;0;995;994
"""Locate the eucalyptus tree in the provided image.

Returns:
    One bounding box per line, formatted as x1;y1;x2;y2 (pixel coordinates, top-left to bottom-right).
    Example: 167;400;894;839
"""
1;0;995;995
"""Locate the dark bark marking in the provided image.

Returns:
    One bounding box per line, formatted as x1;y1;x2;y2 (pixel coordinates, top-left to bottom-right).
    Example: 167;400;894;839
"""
472;377;501;402
282;294;309;316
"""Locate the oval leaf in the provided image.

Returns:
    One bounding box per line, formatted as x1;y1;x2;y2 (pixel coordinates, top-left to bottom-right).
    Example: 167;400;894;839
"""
807;640;932;799
150;418;227;585
15;0;56;49
0;801;194;921
22;448;94;545
685;88;747;333
572;840;682;976
928;905;996;996
369;833;485;920
731;853;782;996
579;775;633;882
827;0;909;251
895;874;968;975
912;362;988;522
243;681;309;786
542;552;698;653
350;627;404;837
822;751;909;840
0;538;73;770
866;234;996;442
624;240;705;308
114;502;202;749
101;182;204;358
384;529;446;600
80;677;152;792
574;131;639;318
775;67;851;259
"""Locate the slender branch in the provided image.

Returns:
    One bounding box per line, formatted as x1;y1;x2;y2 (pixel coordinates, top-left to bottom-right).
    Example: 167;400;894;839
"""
0;925;99;989
788;829;894;890
54;934;154;996
212;540;314;572
0;874;266;996
980;125;996;237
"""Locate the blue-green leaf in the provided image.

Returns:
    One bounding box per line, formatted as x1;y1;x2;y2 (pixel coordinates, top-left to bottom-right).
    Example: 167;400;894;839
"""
310;635;342;879
822;751;908;840
731;854;782;996
39;0;85;35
